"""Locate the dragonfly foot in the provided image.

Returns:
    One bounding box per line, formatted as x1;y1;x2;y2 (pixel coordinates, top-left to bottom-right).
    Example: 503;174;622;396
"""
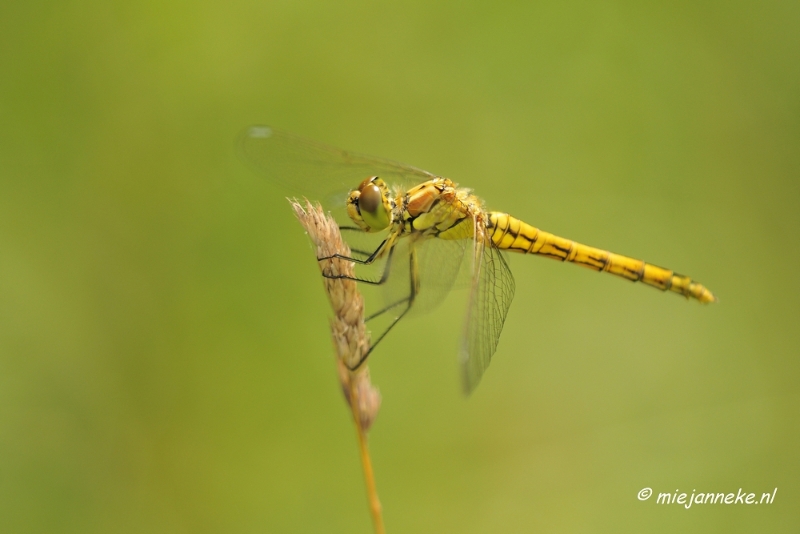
343;356;368;372
321;271;357;282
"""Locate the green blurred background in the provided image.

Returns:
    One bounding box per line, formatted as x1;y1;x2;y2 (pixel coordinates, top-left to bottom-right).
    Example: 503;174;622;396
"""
1;1;798;532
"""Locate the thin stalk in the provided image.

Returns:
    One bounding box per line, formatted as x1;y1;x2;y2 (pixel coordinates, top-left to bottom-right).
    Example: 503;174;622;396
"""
348;375;385;534
291;199;385;534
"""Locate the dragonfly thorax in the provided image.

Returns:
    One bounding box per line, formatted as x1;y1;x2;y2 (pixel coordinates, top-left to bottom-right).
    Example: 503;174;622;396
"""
346;176;394;233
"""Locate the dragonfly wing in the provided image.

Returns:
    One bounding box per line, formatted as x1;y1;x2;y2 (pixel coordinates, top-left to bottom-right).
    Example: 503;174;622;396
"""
373;236;464;319
238;126;438;205
409;236;469;317
460;222;516;395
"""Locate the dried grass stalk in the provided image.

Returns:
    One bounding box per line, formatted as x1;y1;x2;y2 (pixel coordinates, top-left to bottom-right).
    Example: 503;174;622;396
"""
290;199;385;533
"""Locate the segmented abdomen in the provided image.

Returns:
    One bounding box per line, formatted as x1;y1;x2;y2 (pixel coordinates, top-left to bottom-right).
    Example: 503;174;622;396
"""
487;212;716;303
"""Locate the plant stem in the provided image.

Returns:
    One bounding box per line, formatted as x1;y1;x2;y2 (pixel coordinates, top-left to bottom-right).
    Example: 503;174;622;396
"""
349;379;385;534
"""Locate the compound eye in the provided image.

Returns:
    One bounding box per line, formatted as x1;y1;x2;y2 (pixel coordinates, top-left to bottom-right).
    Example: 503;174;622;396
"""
354;178;390;232
359;182;382;215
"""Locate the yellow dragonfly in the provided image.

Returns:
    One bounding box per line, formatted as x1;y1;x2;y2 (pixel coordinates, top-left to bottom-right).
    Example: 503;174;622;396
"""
240;126;716;394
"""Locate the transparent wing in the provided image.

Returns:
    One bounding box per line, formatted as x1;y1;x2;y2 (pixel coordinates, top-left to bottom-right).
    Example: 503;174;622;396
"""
412;237;471;315
379;236;469;319
238;126;438;205
460;226;516;395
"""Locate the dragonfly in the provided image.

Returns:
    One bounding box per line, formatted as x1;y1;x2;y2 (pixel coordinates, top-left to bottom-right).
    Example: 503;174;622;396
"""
240;126;717;394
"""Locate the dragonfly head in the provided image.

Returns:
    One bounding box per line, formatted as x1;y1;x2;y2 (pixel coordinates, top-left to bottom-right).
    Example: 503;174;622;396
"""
347;176;393;232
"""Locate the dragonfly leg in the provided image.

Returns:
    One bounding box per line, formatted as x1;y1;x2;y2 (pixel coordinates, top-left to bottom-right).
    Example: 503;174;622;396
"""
321;239;394;285
348;248;373;260
365;296;411;322
318;237;388;266
345;247;419;372
346;301;412;371
334;226;375;260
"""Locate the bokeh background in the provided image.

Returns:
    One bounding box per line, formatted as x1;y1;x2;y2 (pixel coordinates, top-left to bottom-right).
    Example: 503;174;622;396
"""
1;1;799;532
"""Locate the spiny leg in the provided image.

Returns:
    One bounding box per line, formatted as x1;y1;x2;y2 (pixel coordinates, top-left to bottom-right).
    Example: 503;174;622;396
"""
347;302;412;371
346;246;419;372
338;226;373;259
321;239;396;285
365;296;411;322
344;247;373;261
318;236;388;266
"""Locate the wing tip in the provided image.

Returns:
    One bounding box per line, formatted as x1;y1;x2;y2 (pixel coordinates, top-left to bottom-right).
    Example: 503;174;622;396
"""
459;347;481;397
460;374;477;397
246;125;273;139
459;348;471;396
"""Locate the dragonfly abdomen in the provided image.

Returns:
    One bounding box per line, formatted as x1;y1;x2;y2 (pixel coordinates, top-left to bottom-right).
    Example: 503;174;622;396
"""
487;212;716;303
